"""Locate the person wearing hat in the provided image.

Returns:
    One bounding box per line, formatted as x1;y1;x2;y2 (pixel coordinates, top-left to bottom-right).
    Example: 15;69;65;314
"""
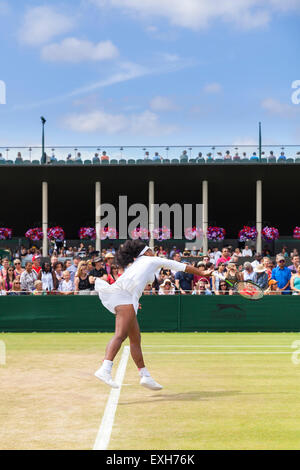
32;255;42;275
158;278;175;295
89;257;107;290
104;252;115;275
271;255;291;294
253;264;268;290
265;279;280;295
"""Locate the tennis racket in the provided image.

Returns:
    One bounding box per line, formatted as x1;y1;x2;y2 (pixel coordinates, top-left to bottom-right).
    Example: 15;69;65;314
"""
225;279;264;300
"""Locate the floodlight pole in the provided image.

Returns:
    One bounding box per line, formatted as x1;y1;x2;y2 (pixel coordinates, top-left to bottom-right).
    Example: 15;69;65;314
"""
41;116;46;163
259;122;262;162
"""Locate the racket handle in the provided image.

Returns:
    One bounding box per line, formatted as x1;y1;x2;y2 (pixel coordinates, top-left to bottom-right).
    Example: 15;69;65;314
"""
225;279;234;287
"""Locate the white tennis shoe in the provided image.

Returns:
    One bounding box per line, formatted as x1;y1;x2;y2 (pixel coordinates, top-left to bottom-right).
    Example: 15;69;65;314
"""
94;369;119;389
140;376;163;391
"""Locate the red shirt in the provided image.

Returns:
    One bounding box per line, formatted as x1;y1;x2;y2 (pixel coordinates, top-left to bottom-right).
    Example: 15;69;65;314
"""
216;256;231;267
32;266;42;274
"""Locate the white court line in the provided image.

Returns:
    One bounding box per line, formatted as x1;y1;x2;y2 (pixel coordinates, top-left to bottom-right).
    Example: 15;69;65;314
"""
144;345;292;348
145;352;291;354
93;345;130;451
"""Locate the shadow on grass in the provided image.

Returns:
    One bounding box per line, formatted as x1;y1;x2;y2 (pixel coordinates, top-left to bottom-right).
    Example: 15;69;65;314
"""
120;390;241;405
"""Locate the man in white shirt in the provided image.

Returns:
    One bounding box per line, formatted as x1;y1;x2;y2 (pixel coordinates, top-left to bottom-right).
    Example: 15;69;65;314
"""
242;245;252;257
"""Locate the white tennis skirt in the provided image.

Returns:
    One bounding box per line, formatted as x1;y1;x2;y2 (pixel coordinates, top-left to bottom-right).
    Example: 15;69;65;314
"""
95;279;139;315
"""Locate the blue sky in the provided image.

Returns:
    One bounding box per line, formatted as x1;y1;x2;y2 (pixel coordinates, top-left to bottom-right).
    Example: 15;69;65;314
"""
0;0;300;149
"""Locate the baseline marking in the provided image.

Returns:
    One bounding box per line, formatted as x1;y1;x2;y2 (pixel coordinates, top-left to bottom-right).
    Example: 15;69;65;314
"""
145;352;290;354
93;345;130;451
144;345;291;348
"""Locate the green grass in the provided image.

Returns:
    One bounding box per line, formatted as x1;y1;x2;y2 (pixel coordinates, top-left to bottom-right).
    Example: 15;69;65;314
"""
0;332;300;449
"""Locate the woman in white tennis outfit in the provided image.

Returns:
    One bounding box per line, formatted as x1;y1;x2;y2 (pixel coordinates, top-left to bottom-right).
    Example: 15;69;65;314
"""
94;239;204;390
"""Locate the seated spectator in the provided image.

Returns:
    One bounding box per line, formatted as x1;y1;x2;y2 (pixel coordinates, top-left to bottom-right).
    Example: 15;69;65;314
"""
13;259;24;277
224;150;232;160
196;152;203;162
278;151;286;161
216;247;231;266
271;256;291;294
268;150;276;161
250;152;258;161
192;280;212;295
89;257;108;290
290;248;299;258
143;283;154;295
66;246;74;256
107;264;119;284
58;270;74;295
175;269;194;295
278;246;289;258
0;257;10;279
75;261;92;295
290;265;300;295
50;153;57;163
104;252;115;274
265;279;281;295
32;255;42;275
0;153;5;162
288;254;300;273
67;153;72;162
212;262;226;293
93;153;100;164
233;152;240;161
8;279;25;296
3;265;15;291
33;280;47;296
242;152;247;160
262;257;273;279
38;262;55;292
253;264;269;290
101;151;109;162
217;280;232;295
182;248;191;257
233;248;242;257
144;151;150;160
225;263;240;286
153;152;162;162
251;252;262;268
53;262;64;291
242;245;252;257
206;152;213;161
159;278;175;295
15;152;23;163
75;152;82;162
180;150;188;161
20;262;38;292
242;262;255;281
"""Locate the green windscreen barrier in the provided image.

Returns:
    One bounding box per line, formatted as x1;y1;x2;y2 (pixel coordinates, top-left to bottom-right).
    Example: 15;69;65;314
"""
0;295;300;332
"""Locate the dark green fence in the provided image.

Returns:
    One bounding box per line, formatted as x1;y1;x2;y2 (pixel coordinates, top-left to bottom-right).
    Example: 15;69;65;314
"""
1;296;300;332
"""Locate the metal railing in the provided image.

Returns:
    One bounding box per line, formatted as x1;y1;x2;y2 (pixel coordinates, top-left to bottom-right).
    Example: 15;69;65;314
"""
0;145;300;164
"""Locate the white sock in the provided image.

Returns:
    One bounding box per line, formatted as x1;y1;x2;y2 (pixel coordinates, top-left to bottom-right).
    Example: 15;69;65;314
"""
101;359;113;373
139;367;150;377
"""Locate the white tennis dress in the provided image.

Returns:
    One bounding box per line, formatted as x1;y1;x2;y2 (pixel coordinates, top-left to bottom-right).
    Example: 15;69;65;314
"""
95;256;186;314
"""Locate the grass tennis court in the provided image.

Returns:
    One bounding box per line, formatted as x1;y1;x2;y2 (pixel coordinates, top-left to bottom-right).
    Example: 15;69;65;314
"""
1;332;300;450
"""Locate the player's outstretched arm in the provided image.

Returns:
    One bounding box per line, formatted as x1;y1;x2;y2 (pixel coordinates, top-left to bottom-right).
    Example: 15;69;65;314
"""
185;265;205;276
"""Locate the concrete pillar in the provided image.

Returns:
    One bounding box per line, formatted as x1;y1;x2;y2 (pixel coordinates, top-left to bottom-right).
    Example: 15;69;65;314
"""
95;182;101;254
256;180;262;253
149;181;155;250
202;180;208;255
42;182;48;257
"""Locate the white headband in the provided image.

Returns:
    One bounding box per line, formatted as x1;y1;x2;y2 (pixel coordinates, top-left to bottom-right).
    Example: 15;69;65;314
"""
138;246;150;257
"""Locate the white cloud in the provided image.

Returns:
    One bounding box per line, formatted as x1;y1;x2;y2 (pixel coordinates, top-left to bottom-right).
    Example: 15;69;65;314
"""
62;109;176;136
41;38;119;63
93;0;300;30
203;82;222;94
261;97;298;117
233;137;257;146
19;6;74;46
150;96;177;111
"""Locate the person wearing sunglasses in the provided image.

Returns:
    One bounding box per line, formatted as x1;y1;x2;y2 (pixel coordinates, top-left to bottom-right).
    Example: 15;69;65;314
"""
271;255;292;295
13;259;24;277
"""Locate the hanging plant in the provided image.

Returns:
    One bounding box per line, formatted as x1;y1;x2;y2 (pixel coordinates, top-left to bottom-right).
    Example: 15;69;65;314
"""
0;228;12;240
262;226;279;241
100;227;118;240
207;226;226;241
238;226;257;241
47;226;65;241
184;226;203;240
152;226;172;240
293;227;300;239
79;227;96;240
25;227;43;241
131;227;150;240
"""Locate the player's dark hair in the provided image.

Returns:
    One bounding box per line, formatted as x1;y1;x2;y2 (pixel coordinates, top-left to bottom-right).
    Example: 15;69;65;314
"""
116;239;147;268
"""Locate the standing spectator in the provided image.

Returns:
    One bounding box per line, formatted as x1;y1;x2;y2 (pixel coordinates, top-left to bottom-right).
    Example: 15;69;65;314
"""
32;255;42;275
74;261;92;295
271;256;291;294
288;254;300;274
253;265;269;290
38;262;55;292
242;262;255;281
20;262;38;292
242;245;253;257
216;247;231;267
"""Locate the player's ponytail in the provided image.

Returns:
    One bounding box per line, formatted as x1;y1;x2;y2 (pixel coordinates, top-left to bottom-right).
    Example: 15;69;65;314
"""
116;239;147;268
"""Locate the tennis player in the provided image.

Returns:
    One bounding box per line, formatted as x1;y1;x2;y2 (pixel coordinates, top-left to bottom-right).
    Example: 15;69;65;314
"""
94;239;204;390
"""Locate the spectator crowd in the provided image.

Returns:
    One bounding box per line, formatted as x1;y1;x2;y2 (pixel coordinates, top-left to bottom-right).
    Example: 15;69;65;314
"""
0;242;300;296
